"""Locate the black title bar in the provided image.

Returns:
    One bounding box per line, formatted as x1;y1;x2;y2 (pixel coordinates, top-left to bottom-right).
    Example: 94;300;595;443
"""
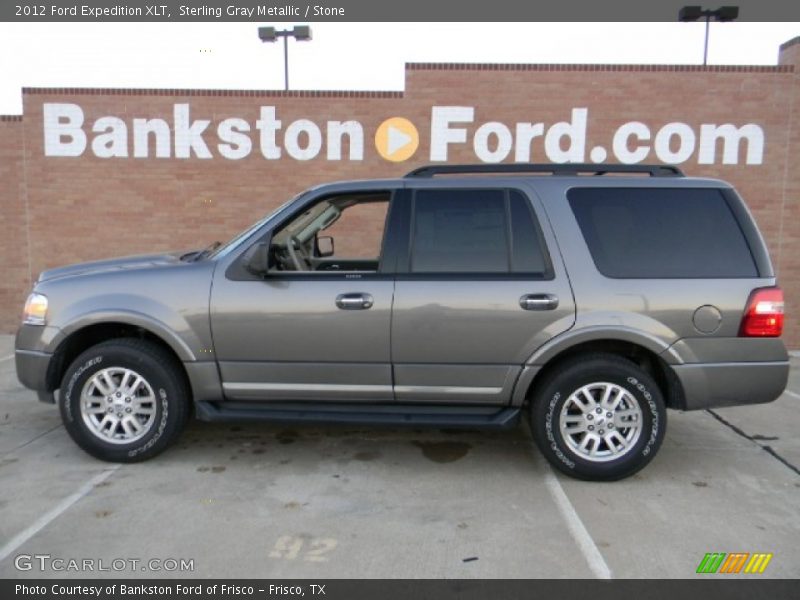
5;579;800;600
2;0;800;22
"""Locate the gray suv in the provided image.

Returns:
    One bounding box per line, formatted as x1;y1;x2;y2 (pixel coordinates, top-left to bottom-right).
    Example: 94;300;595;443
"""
15;164;789;480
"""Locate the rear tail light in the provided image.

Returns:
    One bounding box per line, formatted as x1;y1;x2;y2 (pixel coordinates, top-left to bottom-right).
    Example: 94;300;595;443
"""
739;287;784;337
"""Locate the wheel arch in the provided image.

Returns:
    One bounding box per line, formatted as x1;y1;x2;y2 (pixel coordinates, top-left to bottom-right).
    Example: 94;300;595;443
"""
45;321;191;396
515;336;686;410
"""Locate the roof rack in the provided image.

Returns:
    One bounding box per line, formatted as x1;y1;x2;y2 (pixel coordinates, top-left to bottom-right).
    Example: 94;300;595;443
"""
404;164;685;178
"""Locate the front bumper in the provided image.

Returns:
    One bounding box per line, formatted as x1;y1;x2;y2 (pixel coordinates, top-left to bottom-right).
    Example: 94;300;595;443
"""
672;361;790;410
15;349;56;403
15;324;63;403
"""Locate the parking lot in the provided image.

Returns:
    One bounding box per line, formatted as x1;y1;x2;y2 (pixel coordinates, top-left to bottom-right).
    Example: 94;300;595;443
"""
0;333;798;579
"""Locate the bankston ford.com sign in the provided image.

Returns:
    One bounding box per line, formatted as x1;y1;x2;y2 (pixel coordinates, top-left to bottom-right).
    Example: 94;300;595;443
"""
42;103;765;166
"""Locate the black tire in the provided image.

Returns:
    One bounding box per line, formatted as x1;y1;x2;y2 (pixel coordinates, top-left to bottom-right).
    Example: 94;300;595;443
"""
59;338;190;462
530;353;666;481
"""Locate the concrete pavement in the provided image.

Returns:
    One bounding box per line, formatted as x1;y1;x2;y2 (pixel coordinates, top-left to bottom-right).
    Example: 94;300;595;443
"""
0;335;798;579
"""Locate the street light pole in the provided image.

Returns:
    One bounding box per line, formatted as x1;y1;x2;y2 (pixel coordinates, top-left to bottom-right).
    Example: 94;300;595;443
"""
258;25;313;91
678;6;739;66
283;34;289;91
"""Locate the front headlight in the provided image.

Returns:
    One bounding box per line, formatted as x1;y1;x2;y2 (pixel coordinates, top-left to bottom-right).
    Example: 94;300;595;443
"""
23;292;48;326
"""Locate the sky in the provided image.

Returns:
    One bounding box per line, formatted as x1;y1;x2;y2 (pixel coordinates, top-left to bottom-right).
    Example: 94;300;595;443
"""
0;22;798;114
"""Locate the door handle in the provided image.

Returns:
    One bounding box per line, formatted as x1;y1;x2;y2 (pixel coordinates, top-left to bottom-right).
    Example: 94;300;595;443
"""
519;293;559;311
336;293;374;310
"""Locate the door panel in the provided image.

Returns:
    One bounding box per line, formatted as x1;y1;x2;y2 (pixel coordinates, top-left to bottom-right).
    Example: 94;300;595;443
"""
211;277;394;402
211;188;399;404
390;186;575;405
391;280;574;404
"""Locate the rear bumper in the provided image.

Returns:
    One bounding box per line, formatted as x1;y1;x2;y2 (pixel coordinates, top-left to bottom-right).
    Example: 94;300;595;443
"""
15;349;55;403
672;361;789;410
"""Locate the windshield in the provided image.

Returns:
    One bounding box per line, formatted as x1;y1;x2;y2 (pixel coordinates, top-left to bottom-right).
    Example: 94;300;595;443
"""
206;191;308;260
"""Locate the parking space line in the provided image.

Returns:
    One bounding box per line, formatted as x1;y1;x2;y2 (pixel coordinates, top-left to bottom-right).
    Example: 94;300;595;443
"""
784;390;800;400
0;355;13;363
543;469;613;579
2;423;64;457
0;465;120;564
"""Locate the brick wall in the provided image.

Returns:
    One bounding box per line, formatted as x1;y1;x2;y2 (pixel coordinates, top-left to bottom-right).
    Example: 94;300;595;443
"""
1;39;799;347
778;38;800;350
0;116;30;333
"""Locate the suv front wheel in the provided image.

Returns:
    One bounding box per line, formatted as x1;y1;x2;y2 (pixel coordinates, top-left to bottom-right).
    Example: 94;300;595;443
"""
59;339;189;462
531;354;666;481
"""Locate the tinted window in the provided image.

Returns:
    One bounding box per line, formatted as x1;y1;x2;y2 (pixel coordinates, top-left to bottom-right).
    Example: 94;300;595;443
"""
510;191;549;275
412;190;509;273
410;189;551;275
568;188;758;278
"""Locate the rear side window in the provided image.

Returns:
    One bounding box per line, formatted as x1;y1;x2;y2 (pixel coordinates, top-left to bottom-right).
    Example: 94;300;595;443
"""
568;187;758;278
410;189;551;275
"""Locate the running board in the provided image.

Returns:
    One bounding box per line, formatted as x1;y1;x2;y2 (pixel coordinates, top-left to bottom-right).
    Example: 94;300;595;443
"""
194;401;521;429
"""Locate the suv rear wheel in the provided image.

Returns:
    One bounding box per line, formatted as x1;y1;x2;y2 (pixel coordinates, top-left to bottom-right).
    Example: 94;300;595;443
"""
531;354;666;481
59;339;189;462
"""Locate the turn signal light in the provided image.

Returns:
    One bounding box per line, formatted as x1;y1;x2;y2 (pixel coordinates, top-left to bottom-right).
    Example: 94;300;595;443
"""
22;292;48;326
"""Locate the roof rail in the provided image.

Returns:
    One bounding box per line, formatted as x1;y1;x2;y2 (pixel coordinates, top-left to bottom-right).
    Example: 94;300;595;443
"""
404;164;685;178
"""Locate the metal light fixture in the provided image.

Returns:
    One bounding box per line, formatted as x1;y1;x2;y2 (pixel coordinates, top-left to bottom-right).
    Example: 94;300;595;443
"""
679;6;739;66
258;25;313;91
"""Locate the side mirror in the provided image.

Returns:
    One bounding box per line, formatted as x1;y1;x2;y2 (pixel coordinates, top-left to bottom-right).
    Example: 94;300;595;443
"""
243;242;269;275
317;235;334;258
